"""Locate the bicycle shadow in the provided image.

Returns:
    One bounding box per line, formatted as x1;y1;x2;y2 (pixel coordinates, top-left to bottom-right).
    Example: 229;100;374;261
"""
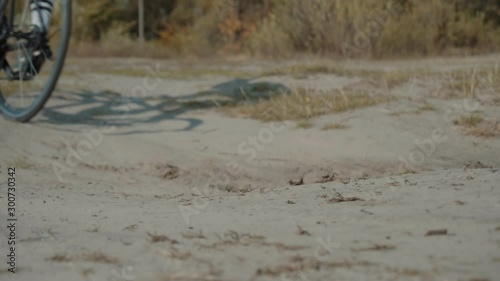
37;78;289;134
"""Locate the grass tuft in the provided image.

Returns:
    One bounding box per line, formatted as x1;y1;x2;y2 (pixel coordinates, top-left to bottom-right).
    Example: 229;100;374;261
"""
417;103;437;112
322;122;350;130
453;114;484;128
440;66;500;100
9;156;35;170
223;87;392;122
296;120;314;129
453;114;499;138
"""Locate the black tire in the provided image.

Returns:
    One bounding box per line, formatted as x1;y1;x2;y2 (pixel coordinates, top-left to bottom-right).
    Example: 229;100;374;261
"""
0;0;72;122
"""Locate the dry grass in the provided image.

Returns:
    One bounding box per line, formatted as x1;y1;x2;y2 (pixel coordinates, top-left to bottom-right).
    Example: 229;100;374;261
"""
259;64;353;77
47;254;73;262
92;61;419;88
260;66;499;98
147;232;179;244
327;192;365;204
165;247;192;261
388;267;437;279
122;224;139;232
259;65;415;89
69;29;172;58
257;257;374;277
100;67;247;80
398;169;417;175
246;0;500;57
440;66;500;100
322;122;350;130
296;225;311;236
47;252;118;264
223;87;392;122
389;102;437;116
82;252;119;264
417;103;437;112
181;231;207;240
9;156;35;170
251;82;282;92
454;114;484;128
353;244;396;252
468;121;500;138
160;270;222;281
295;119;314;129
74;1;500;58
453;114;499;138
198;230;306;251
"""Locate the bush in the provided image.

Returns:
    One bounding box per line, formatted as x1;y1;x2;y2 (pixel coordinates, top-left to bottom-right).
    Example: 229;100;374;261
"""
71;0;500;58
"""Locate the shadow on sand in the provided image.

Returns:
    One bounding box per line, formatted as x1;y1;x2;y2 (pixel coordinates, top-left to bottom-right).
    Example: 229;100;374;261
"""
36;78;289;134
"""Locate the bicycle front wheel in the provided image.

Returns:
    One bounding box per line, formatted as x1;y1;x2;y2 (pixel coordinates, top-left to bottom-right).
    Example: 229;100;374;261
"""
0;0;72;122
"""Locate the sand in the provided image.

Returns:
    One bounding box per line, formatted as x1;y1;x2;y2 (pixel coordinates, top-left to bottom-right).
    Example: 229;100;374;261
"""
0;55;499;281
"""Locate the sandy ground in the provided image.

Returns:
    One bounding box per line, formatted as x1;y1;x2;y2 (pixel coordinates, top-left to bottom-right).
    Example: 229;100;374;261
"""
1;55;500;281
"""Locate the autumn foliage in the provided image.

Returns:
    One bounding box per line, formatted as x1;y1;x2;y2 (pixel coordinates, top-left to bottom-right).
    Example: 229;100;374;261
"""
72;0;500;58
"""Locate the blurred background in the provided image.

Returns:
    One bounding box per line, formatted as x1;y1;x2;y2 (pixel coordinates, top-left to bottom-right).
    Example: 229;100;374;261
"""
70;0;500;58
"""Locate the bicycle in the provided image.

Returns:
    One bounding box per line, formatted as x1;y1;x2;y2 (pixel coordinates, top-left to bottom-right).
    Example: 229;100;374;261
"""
0;0;71;122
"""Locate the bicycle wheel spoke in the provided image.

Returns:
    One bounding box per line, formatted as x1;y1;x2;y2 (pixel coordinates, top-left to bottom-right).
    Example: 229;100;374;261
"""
22;44;39;78
15;48;24;108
